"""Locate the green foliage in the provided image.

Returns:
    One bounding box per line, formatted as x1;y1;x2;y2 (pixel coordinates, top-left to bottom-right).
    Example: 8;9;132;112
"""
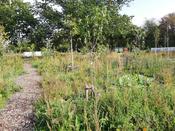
0;0;37;45
124;53;171;78
0;0;144;51
16;42;36;52
1;0;175;51
0;25;7;56
159;13;175;47
0;54;23;108
36;0;136;51
144;13;175;48
33;52;175;130
143;19;160;49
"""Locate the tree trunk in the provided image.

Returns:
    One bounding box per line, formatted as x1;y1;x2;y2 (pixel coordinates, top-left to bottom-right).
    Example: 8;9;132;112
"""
70;36;74;68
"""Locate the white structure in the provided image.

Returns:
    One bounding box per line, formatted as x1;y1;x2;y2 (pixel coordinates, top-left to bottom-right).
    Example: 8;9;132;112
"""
151;47;175;52
34;51;42;57
22;51;42;58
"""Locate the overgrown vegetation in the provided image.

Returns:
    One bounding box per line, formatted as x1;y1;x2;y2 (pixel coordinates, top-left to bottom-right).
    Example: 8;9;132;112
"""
33;52;175;130
0;54;23;108
0;0;175;130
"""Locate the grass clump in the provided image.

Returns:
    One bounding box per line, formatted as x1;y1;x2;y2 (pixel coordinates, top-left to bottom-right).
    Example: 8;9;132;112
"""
0;54;23;108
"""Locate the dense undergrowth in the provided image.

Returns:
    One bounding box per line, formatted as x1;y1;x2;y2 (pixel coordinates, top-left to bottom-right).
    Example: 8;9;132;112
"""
33;52;175;130
0;54;23;108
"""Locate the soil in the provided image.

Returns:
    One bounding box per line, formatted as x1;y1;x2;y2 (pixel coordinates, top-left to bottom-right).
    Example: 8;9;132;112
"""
0;63;41;131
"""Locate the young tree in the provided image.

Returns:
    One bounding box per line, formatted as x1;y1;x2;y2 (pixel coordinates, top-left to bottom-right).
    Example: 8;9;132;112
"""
159;13;175;47
0;25;7;56
37;0;135;51
64;15;80;67
144;19;160;49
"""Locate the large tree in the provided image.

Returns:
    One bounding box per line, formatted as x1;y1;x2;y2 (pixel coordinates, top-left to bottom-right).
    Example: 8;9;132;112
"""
36;0;135;51
159;13;175;47
0;0;37;45
143;19;160;49
0;0;136;51
144;13;175;49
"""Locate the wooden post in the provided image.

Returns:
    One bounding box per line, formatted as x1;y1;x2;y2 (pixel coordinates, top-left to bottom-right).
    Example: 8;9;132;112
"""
118;54;123;71
85;84;90;100
85;84;96;100
85;84;100;100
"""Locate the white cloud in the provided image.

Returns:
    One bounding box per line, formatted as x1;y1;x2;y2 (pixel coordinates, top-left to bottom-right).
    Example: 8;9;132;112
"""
121;0;175;26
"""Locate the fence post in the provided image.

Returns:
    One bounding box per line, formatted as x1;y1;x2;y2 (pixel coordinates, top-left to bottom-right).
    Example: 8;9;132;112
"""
85;84;89;100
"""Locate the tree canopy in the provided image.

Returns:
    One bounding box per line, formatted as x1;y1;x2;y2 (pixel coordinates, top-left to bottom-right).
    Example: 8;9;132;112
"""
143;13;175;48
0;0;37;45
1;0;174;52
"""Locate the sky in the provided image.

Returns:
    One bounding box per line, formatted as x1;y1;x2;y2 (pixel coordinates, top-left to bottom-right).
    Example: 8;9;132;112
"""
24;0;175;27
121;0;175;26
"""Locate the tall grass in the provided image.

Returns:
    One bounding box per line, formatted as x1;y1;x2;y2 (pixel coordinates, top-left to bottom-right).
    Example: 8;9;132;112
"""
0;54;24;108
33;52;175;130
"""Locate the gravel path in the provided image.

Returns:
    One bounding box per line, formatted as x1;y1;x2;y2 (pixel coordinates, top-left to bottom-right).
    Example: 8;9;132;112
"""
0;63;41;131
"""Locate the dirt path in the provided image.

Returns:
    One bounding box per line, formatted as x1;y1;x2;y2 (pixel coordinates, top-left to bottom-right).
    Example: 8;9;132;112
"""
0;63;41;131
